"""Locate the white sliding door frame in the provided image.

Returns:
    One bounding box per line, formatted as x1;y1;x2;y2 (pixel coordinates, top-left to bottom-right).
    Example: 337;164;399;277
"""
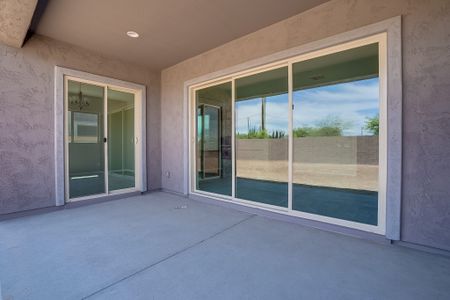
188;31;392;235
55;67;147;204
232;62;290;212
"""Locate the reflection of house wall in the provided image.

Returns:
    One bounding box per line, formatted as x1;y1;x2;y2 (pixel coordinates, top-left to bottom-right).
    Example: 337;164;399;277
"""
236;136;378;165
197;86;232;178
203;150;220;174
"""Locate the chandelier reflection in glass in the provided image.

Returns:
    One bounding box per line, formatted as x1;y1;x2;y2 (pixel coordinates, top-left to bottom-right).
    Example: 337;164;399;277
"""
69;81;90;110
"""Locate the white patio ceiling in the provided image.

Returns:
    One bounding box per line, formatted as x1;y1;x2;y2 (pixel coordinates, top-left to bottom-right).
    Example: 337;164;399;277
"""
36;0;330;70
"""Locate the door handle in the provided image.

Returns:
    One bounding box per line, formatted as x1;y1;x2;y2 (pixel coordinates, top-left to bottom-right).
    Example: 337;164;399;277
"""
135;137;138;144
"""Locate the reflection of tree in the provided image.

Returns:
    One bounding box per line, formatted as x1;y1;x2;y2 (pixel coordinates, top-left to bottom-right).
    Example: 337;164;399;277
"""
365;114;379;135
236;115;366;139
237;127;286;139
293;115;351;137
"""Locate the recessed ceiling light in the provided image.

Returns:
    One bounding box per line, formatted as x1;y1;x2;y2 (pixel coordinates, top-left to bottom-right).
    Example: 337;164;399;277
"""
126;31;139;38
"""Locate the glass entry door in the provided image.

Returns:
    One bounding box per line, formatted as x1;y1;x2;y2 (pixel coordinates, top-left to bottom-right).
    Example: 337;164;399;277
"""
66;79;137;200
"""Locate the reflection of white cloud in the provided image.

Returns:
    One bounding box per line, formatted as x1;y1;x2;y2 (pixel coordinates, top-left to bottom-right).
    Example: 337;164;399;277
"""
236;95;288;133
235;78;379;136
294;78;379;135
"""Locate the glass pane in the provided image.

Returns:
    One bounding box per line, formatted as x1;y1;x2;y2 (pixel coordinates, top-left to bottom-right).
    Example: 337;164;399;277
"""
235;67;289;207
108;88;135;191
196;82;232;196
68;80;105;198
202;106;221;178
292;43;379;225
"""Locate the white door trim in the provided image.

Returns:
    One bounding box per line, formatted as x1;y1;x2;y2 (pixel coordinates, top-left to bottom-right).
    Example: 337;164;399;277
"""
184;16;402;239
54;66;147;205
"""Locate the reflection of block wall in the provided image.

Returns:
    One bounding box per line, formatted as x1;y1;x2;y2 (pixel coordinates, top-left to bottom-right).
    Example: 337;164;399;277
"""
237;136;378;165
236;139;288;161
356;136;379;165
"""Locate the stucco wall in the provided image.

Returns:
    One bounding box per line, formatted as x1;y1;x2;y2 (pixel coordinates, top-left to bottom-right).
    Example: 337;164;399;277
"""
161;0;450;250
0;34;161;214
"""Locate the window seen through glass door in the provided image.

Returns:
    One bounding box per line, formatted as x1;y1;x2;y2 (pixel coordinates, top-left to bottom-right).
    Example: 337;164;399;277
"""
67;80;105;198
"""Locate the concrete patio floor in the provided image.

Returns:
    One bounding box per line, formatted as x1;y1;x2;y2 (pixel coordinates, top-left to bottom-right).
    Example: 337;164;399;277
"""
1;192;450;300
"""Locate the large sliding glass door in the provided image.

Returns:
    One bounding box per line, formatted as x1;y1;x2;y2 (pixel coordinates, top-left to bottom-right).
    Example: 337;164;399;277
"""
191;34;386;233
66;78;139;201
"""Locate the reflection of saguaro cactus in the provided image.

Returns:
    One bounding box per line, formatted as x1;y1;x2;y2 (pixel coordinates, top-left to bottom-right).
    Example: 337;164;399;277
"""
236;127;286;139
261;97;266;131
271;130;286;139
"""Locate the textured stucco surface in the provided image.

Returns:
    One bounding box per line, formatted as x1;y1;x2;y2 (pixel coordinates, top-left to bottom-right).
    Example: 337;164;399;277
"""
161;0;450;250
0;0;37;48
0;34;161;214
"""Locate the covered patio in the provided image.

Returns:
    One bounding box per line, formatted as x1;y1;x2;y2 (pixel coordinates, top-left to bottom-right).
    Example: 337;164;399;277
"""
1;0;450;299
1;192;449;299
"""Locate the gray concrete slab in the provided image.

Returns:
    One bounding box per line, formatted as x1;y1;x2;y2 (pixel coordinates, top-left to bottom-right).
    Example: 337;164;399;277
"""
1;192;450;300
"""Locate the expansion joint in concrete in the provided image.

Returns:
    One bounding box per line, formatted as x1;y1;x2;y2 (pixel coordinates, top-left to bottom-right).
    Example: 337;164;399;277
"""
82;214;256;299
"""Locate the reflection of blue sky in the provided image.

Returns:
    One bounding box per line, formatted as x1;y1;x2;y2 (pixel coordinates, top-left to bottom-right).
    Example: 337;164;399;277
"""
294;77;379;136
236;94;288;134
235;78;379;136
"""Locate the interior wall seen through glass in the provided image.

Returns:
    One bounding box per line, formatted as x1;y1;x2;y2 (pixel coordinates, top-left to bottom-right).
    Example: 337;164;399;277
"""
196;82;232;196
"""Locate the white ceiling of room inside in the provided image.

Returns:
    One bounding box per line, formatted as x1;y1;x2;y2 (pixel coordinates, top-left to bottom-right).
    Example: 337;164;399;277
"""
36;0;330;70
